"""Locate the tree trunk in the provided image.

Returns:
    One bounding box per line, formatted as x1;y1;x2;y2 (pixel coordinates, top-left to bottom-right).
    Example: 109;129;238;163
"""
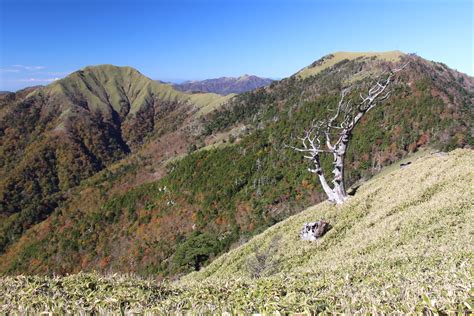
331;180;347;204
311;150;348;204
312;155;337;202
331;141;348;204
318;173;338;203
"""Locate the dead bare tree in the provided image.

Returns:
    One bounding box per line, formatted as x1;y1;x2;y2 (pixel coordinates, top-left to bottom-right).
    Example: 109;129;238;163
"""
289;65;407;204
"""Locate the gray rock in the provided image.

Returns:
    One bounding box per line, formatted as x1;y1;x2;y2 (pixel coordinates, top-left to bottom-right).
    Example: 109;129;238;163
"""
300;220;329;241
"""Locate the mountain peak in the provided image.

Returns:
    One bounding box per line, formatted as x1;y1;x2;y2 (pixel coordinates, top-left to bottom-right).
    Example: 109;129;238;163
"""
297;50;406;79
25;63;230;122
174;75;273;95
75;64;146;80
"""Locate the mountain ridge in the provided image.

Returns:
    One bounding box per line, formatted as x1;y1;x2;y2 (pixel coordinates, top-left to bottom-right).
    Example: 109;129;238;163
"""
295;50;405;79
0;51;472;278
173;74;273;95
0;64;231;254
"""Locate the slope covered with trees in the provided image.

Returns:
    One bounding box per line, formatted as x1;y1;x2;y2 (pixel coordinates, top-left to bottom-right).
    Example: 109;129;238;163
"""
0;52;472;277
0;65;230;254
1;149;472;313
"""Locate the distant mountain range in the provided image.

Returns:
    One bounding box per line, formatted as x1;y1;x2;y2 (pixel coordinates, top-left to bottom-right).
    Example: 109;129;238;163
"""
172;75;273;95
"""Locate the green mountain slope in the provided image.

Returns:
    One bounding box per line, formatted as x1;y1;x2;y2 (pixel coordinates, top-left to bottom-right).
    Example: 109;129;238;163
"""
185;149;473;282
1;149;472;314
0;65;230;253
0;52;472;278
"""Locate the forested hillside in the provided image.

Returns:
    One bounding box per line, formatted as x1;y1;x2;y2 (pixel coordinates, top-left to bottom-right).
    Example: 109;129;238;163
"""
0;52;472;277
0;65;229;254
2;149;472;313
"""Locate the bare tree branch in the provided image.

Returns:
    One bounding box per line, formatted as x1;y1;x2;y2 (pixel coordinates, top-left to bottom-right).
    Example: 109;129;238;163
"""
288;63;408;204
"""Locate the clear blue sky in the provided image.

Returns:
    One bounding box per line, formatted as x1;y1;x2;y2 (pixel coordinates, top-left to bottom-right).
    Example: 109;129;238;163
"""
0;0;472;91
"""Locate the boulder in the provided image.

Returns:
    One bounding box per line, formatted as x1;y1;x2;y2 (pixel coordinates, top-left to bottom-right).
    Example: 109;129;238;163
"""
300;220;329;241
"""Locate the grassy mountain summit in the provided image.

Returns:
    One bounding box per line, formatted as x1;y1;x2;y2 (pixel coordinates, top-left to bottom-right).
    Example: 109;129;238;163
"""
0;51;472;280
296;50;405;79
0;65;231;254
44;65;184;115
1;149;472;313
38;64;231;120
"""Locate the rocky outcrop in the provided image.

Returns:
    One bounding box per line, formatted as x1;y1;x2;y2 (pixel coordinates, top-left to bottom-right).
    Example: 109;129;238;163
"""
300;220;330;241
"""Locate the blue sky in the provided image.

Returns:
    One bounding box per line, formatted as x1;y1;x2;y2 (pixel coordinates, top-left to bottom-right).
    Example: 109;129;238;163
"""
0;0;472;91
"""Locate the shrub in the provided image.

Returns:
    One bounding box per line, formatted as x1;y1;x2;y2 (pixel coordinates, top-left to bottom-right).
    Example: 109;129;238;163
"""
173;232;222;272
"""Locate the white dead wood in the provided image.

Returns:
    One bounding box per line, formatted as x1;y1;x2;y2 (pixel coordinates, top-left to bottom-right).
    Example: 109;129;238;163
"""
288;64;407;204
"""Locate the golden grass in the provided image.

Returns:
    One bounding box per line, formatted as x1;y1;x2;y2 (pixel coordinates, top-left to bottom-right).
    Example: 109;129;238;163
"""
188;92;235;116
29;64;233;118
297;51;404;79
187;149;473;280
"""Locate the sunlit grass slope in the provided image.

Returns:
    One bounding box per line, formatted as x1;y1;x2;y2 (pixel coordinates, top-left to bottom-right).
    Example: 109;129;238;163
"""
1;149;472;314
33;64;233;116
188;92;235;116
192;150;474;277
297;51;404;79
